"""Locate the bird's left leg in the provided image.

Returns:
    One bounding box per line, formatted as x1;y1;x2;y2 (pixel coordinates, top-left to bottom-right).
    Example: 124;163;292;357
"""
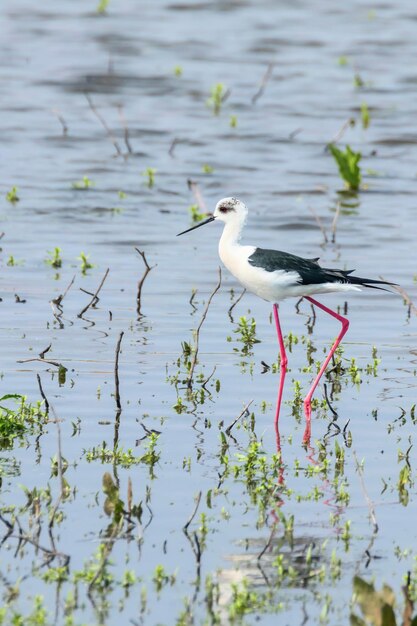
302;296;349;443
273;304;288;427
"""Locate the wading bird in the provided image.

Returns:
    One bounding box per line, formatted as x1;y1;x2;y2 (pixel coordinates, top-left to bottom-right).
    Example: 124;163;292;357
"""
177;197;395;442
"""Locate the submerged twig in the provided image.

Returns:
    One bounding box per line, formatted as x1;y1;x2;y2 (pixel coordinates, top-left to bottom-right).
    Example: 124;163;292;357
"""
257;521;277;560
308;206;328;244
85;93;123;157
49;403;66;500
114;331;124;411
331;201;341;243
225;400;254;437
168;137;179;157
135;249;154;317
186;268;222;388
36;374;49;412
187;179;207;211
289;127;302;140
117;104;133;154
201;365;217;393
327;117;355;148
380;280;417;318
183;491;202;532
77;268;110;318
323;383;338;418
228;288;246;322
50;274;76;327
189;289;198;312
17;356;66;370
352;449;378;535
51;108;68;136
252;62;274;105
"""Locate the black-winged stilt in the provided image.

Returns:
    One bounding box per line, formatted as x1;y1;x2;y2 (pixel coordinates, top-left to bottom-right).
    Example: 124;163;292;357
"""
177;197;396;442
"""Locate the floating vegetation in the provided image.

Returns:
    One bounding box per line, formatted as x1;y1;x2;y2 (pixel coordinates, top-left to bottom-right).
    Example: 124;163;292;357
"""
72;176;94;190
142;167;156;188
45;246;63;268
354;73;365;88
6;255;22;266
328;144;362;191
233;316;261;357
85;434;160;472
207;83;227;115
6;185;20;204
188;204;206;223
361;101;370;129
78;251;94;274
97;0;110;13
0;394;47;449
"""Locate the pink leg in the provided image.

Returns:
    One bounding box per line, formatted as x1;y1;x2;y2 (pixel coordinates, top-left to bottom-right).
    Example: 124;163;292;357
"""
273;304;288;427
302;296;349;443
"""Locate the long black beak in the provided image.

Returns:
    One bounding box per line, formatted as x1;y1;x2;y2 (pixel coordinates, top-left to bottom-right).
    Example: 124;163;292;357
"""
177;215;216;236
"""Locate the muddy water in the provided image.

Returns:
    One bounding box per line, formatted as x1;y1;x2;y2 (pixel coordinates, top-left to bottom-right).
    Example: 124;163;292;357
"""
1;1;417;624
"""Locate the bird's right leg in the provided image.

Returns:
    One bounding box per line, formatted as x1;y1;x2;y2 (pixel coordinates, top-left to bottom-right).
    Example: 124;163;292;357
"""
302;296;349;443
273;303;288;426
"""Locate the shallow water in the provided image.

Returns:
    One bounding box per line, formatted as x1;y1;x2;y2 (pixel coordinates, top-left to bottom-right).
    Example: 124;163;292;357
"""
1;0;417;624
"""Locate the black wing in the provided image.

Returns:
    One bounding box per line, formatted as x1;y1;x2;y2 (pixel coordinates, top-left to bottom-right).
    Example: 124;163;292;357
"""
248;248;396;290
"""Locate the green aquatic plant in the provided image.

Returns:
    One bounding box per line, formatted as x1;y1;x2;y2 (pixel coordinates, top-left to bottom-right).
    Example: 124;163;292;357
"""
361;102;370;129
233;316;260;356
73;543;114;590
6;186;20;204
207;83;227;115
72;175;94;190
142;167;156;188
85;435;160;471
173;65;183;77
189;204;206;223
202;164;214;174
230;114;238;128
45;247;62;269
152;565;175;592
328;144;362;191
354;73;365;88
0;394;47;449
6;255;21;266
97;0;110;13
78;251;94;274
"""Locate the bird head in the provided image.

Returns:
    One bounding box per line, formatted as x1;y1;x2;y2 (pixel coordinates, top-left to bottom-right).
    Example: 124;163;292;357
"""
177;197;248;236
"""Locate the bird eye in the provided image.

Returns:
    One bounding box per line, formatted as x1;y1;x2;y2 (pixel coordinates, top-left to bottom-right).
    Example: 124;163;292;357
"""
219;205;232;213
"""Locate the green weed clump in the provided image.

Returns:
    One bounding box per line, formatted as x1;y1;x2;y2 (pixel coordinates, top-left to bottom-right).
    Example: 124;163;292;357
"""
0;394;47;449
188;204;206;223
360;102;370;129
142;167;156;188
72;176;94;190
328;144;362;191
6;186;20;204
45;247;62;268
207;83;227;115
233;317;261;356
78;251;94;274
97;0;110;13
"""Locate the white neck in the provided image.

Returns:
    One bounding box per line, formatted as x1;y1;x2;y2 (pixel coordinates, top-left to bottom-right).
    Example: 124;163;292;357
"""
219;217;245;249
